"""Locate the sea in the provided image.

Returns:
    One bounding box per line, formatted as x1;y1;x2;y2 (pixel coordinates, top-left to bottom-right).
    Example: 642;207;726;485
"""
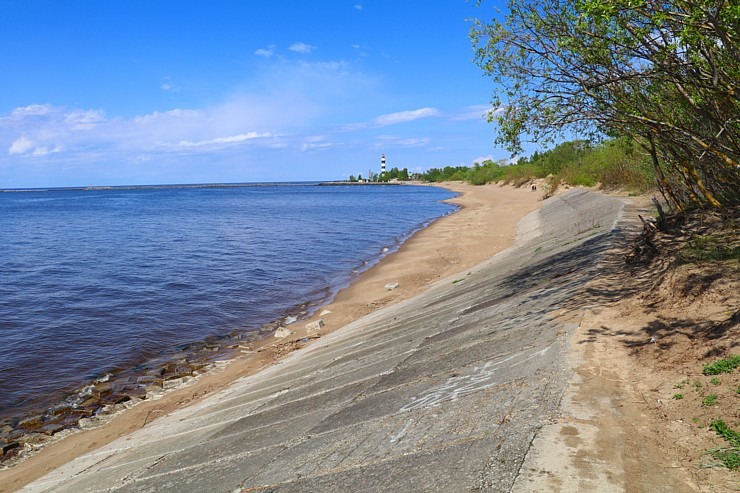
0;183;456;423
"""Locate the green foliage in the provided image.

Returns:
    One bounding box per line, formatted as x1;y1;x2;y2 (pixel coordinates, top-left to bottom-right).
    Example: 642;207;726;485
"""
418;138;654;191
418;165;471;183
471;0;740;209
377;167;411;182
682;236;740;263
703;355;740;375
710;377;721;386
702;394;718;406
708;419;740;470
672;393;684;400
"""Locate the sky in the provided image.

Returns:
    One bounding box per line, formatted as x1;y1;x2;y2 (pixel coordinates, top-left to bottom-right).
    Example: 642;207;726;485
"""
0;1;518;188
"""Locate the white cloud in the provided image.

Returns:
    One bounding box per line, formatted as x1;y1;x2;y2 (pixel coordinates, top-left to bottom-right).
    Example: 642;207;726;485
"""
289;42;315;54
375;135;430;147
255;45;276;57
300;135;334;151
374;108;439;126
11;105;53;117
64;109;106;129
31;145;62;156
354;4;363;10
7;135;63;156
0;59;401;174
159;77;180;92
451;104;491;121
175;132;274;148
471;154;495;165
9;136;34;154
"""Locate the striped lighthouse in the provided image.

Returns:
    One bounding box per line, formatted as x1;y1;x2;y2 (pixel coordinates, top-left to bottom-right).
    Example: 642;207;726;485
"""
381;153;386;177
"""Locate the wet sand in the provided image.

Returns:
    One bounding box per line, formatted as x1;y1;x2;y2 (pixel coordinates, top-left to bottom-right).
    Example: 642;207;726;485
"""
0;182;542;492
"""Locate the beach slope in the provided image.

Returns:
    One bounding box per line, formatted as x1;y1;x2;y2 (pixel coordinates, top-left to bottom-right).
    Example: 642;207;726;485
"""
14;188;693;493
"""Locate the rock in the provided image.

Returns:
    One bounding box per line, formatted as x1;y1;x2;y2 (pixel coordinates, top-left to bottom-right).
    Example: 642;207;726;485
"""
305;319;325;334
137;375;163;387
101;393;131;406
78;417;99;429
93;383;114;398
1;441;19;457
274;327;293;338
163;377;187;390
124;386;148;400
40;423;65;436
17;415;43;430
384;282;400;291
319;310;332;316
284;316;297;325
46;404;73;417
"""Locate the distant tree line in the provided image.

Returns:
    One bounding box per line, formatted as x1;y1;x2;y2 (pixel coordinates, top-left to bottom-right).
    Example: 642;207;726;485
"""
417;138;655;193
348;167;410;183
470;0;739;210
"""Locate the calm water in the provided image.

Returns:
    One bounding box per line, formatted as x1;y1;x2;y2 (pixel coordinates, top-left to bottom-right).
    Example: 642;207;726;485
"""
0;183;456;420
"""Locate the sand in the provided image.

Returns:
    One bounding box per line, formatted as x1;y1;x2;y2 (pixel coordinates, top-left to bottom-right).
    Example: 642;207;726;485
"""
0;182;542;492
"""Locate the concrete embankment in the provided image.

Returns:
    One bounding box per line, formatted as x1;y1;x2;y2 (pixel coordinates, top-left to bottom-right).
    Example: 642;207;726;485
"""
21;189;629;492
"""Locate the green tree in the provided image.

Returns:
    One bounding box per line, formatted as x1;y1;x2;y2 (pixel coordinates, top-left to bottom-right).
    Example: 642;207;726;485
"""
471;0;740;209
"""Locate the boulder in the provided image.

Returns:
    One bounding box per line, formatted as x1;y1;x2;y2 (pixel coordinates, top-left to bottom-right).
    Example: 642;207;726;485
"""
305;319;325;334
1;441;19;457
17;415;43;431
274;327;293;338
384;282;400;291
319;310;332;316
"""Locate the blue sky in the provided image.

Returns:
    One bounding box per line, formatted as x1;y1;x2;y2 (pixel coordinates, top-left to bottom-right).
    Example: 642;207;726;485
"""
0;1;515;188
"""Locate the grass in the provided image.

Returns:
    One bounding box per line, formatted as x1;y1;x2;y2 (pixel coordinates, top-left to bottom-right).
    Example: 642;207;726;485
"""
702;394;718;406
708;419;740;470
710;377;721;385
681;235;740;263
703;355;740;375
672;393;684;400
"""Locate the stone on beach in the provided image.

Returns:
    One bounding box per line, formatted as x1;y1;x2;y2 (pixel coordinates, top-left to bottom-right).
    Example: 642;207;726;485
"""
0;441;19;457
384;282;400;291
305;319;324;334
319;309;332;316
274;327;293;338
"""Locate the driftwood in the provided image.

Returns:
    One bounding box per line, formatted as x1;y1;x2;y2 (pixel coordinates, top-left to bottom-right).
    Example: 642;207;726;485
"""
626;213;660;264
652;197;667;231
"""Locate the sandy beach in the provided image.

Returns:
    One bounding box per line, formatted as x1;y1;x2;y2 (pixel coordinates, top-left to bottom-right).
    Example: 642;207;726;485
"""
0;182;542;491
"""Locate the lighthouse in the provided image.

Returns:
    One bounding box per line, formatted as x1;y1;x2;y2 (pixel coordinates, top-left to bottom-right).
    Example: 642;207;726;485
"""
381;153;386;177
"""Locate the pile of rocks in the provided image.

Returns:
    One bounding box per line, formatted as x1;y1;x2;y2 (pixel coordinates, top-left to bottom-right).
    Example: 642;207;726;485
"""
0;355;220;464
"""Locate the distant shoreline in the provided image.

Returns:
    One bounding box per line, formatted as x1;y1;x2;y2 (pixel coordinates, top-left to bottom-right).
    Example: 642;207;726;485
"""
317;181;406;186
0;180;420;193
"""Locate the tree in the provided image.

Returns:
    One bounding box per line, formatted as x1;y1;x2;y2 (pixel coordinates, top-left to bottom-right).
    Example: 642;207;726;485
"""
471;0;740;209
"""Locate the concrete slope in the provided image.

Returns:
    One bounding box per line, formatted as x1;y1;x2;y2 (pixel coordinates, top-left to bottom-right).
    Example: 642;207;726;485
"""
22;189;627;493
